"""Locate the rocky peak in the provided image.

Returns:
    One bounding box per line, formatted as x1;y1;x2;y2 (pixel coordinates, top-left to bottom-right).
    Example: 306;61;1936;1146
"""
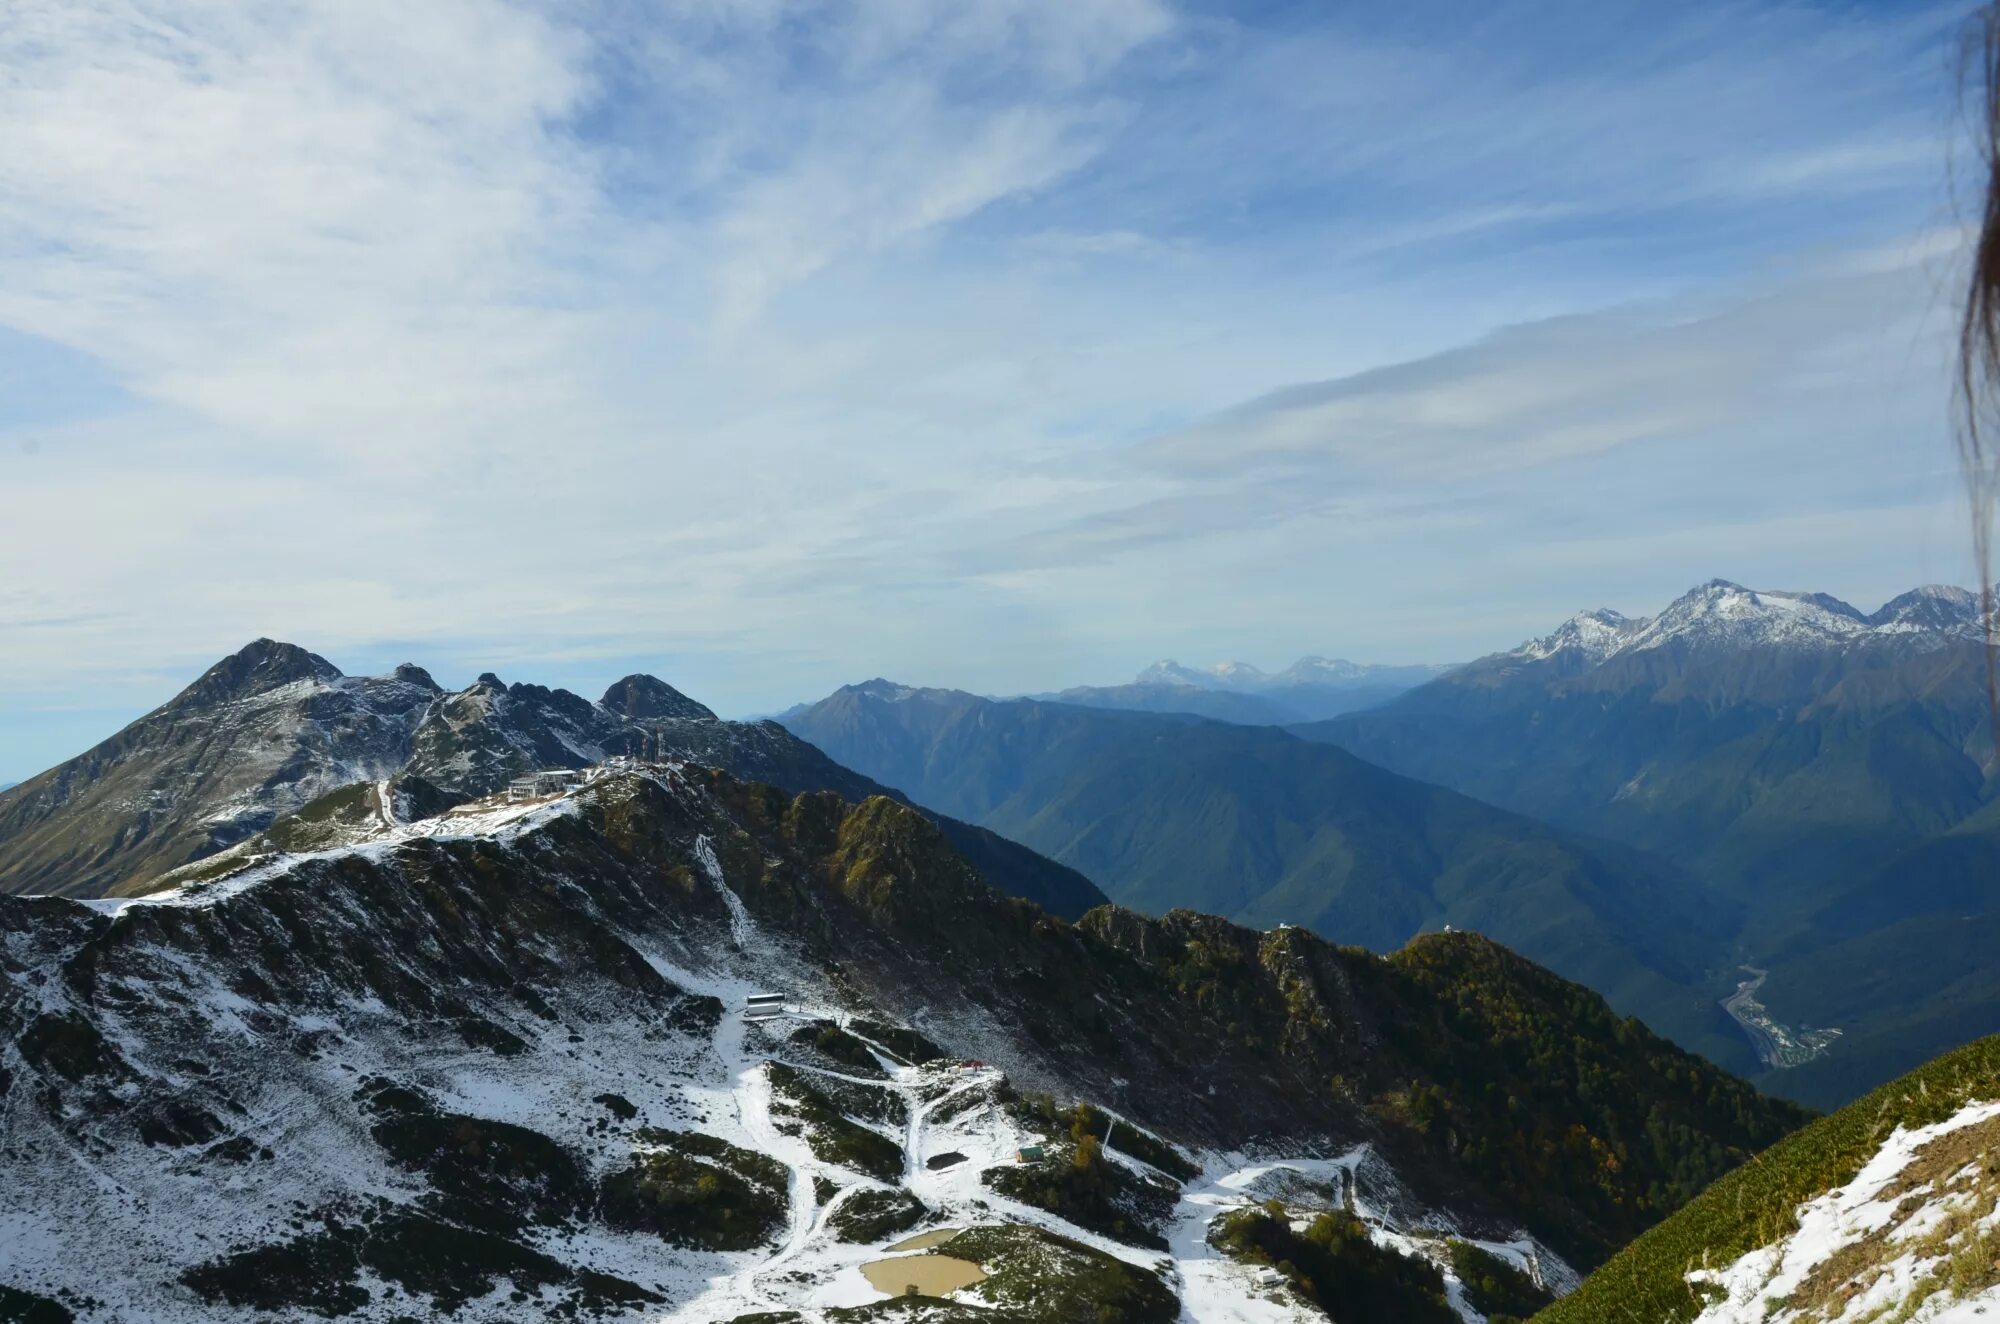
503;681;600;726
1503;580;1981;676
1622;581;1870;656
1515;608;1643;665
1869;584;1983;635
172;639;342;708
845;678;921;702
391;663;442;692
599;674;717;722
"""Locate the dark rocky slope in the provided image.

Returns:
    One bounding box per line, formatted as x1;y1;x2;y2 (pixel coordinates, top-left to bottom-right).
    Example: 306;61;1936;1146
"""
0;642;1104;921
0;765;1803;1320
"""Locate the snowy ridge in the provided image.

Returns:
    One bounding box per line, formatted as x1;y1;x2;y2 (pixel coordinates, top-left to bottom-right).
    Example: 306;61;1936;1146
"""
81;779;592;916
0;635;893;901
1515;608;1645;665
1507;580;1982;670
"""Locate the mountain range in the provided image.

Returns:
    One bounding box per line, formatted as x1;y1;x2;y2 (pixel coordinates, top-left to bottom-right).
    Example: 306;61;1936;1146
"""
780;580;2000;1110
0;640;1102;921
1300;579;1997;1105
1035;656;1452;725
781;681;1751;1071
6;630;1999;1320
0;748;1802;1322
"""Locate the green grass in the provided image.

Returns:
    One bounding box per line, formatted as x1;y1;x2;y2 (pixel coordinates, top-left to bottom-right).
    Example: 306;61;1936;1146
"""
982;1114;1177;1250
782;685;1747;1070
1010;1092;1201;1182
784;1066;909;1130
823;1301;995;1321
0;1285;74;1324
359;1077;588;1236
182;1203;659;1316
1534;1034;2000;1324
259;782;376;852
791;1020;890;1077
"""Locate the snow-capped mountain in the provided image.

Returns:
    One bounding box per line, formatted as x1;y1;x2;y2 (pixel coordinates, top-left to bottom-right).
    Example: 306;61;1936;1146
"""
1048;656;1453;724
0;643;1105;920
1869;583;1985;634
0;761;1795;1322
1514;608;1646;667
1507;579;1981;671
1305;580;2000;1110
1136;656;1446;693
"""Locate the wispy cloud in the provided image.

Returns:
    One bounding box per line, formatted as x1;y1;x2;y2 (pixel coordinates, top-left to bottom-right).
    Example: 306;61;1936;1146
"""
1139;256;1955;483
0;0;1984;777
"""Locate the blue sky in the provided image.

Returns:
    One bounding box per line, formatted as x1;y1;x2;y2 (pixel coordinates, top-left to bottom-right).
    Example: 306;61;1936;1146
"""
0;0;1986;781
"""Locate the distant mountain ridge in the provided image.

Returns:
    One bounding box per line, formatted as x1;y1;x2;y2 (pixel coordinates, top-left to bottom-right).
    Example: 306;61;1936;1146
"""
1037;654;1453;724
1302;578;1997;1107
1138;655;1451;690
1510;580;1978;670
0;642;1105;919
782;679;1754;1073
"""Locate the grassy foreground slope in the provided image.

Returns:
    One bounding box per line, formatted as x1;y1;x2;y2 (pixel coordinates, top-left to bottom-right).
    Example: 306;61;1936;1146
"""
1532;1033;2000;1324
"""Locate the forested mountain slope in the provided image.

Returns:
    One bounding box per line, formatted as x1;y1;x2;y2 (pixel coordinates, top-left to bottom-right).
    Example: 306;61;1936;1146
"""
782;681;1752;1072
1301;580;2000;1107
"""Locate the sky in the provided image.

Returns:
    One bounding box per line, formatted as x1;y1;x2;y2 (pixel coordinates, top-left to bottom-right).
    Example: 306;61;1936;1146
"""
0;0;1989;781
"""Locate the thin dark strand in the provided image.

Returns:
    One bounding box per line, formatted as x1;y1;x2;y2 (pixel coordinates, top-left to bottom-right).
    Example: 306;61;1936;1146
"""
1959;8;2000;748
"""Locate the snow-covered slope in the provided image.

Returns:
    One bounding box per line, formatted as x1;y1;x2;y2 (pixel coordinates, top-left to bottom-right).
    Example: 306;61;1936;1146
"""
0;768;1600;1324
1535;1034;2000;1324
3;764;1797;1322
1686;1098;2000;1324
1515;609;1647;667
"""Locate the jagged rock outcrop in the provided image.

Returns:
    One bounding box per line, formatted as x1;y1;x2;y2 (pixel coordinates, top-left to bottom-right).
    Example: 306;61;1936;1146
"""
0;643;1107;920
